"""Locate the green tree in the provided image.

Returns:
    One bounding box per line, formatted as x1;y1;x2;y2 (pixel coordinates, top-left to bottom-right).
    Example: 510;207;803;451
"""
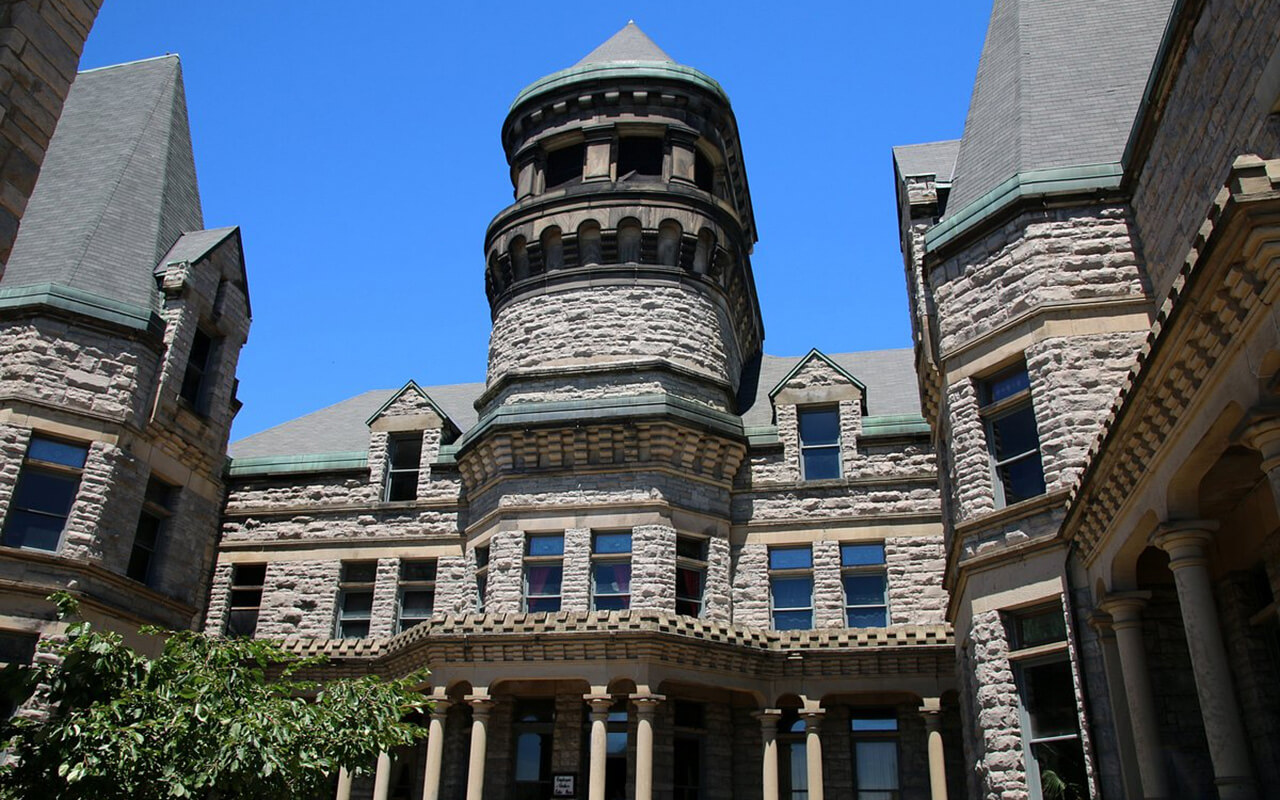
0;593;427;800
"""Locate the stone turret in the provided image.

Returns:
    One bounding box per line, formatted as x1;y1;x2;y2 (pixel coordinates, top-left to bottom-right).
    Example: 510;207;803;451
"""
480;22;763;416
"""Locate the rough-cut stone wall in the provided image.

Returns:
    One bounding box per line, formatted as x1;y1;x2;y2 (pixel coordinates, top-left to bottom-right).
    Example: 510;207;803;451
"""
483;369;731;414
945;379;996;522
434;554;471;616
929;204;1145;356
1130;0;1280;303
470;470;731;523
203;561;233;634
220;506;461;545
0;423;30;521
255;560;340;638
1026;331;1146;492
485;529;525;614
0;0;102;265
886;536;947;625
703;535;732;623
811;540;844;628
631;523;676;613
967;609;1029;800
730;543;770;628
732;480;938;522
368;557;399;638
560;527;591;611
486;284;738;390
60;441;129;561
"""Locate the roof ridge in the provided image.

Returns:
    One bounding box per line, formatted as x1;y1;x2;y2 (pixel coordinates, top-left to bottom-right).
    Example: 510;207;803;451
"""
78;53;180;75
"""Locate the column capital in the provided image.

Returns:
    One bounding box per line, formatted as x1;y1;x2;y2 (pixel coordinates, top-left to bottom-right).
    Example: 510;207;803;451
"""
918;696;943;730
754;708;782;734
465;694;494;717
1236;406;1280;461
1097;591;1153;628
584;694;614;717
1151;520;1218;569
630;693;665;716
428;698;453;721
799;708;825;732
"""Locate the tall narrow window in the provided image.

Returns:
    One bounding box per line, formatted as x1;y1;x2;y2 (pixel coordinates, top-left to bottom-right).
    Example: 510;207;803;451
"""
513;699;556;796
475;545;489;612
980;365;1045;506
592;531;631;611
694;149;714;193
384;434;422;502
128;477;175;584
770;546;814;631
617;136;664;180
674;701;706;800
778;709;809;800
676;535;708;617
397;558;436;632
179;327;216;411
851;714;900;800
226;564;265;637
2;436;89;552
842;543;888;627
524;533;564;612
798;407;841;480
544;143;585;189
336;561;376;639
1006;604;1087;800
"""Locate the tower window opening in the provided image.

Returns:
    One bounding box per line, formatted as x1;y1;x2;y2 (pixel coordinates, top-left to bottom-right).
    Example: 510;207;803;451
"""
544;144;584;189
617;136;664;180
694;149;714;192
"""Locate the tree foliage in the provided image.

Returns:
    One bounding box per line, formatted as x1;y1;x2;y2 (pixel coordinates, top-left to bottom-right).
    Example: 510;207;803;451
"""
0;593;428;800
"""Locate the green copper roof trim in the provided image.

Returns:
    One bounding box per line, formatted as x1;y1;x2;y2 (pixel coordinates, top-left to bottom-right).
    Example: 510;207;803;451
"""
0;282;164;335
227;451;368;477
511;61;728;112
925;162;1125;253
860;415;931;438
364;379;461;437
768;348;868;400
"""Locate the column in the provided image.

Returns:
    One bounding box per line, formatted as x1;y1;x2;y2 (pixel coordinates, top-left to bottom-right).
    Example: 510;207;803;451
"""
919;698;948;800
421;700;451;800
631;693;664;800
1152;522;1257;799
1088;611;1145;800
755;709;781;800
1098;593;1168;799
372;751;392;800
585;694;614;800
800;709;825;800
335;768;353;800
465;694;494;800
1239;415;1280;511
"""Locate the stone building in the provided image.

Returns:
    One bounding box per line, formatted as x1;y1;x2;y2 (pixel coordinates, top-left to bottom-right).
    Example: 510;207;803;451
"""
893;0;1280;799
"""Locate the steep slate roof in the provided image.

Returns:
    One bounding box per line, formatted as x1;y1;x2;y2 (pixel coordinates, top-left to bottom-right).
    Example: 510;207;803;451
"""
154;226;237;272
944;0;1173;214
230;349;922;459
3;55;204;312
892;140;960;182
574;22;674;66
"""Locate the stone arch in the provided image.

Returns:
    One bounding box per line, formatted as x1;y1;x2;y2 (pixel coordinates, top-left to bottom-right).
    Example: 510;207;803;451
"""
578;219;603;266
657;219;682;267
510;235;529;281
606;677;638;696
617;217;642;264
1108;508;1161;591
541;226;564;271
692;227;717;275
1165;401;1246;519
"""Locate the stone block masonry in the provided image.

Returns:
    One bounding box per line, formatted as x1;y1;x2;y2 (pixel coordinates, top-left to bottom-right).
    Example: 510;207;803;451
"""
255;560;341;638
730;543;770;628
967;608;1030;800
886;536;947;625
631;524;676;613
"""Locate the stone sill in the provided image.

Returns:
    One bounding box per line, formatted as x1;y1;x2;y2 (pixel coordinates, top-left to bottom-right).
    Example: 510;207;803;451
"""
953;488;1070;538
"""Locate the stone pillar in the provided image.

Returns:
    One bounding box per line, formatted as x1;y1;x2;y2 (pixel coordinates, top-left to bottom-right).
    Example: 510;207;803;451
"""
755;709;781;800
372;751;392;800
668;129;698;186
1088;611;1145;800
422;700;451;800
1098;593;1168;799
919;698;948;800
1240;415;1280;512
631;693;664;800
585;695;614;800
1152;522;1257;799
800;709;825;800
465;694;494;800
336;767;353;800
583;126;612;182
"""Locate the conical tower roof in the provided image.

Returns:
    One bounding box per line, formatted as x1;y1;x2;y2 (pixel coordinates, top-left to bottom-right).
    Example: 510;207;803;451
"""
573;22;673;66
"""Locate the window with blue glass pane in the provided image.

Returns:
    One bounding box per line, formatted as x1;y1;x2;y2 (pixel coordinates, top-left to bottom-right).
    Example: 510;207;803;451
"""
770;546;814;631
980;364;1046;507
851;714;900;800
2;436;89;552
528;533;565;557
770;547;813;571
798;406;841;480
525;533;565;612
592;531;631;611
842;541;888;627
841;543;885;567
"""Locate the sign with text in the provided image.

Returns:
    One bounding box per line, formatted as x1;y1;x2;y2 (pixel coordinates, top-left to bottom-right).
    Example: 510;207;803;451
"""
552;773;576;797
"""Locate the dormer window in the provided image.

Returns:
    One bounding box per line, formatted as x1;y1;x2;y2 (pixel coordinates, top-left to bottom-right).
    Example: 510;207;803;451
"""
180;327;216;412
544;143;585;189
384;434;422;502
798;406;841;480
617;136;664;181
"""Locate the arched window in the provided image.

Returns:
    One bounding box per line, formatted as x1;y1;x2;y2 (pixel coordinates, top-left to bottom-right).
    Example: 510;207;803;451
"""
693;228;717;275
510;236;529;281
657;220;682;267
617;219;642;264
578;220;602;266
541;226;564;271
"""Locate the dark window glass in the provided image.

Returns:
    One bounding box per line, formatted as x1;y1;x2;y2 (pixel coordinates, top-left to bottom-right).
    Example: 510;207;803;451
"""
525;564;563;612
854;740;899;798
674;701;705;729
618;137;664;179
385;435;422;502
180;328;215;409
398;558;436;632
342;561;377;584
981;365;1046;507
694;149;714;192
677;536;708;561
27;438;88;468
843;574;887;606
227;564;265;637
592;562;631;610
0;631;37;666
475;545;490;569
513;699;554;797
770;547;813;570
677;566;705;617
402;559;437;583
2;437;89;552
1018;657;1088;800
673;735;703;800
545;143;584;188
1013;607;1067;649
851;716;898;733
799;407;841;480
982;366;1031;404
337;561;375;639
128;477;174;584
772;577;814;610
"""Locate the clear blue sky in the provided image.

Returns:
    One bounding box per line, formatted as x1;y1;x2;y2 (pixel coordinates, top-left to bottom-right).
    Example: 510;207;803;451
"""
78;2;991;441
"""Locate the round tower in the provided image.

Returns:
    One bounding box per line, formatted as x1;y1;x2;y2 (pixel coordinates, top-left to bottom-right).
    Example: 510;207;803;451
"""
480;22;763;415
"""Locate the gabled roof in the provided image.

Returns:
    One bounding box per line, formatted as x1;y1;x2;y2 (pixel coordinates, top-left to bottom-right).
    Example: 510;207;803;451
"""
574;22;674;67
944;0;1174;216
365;380;461;436
892;140;960;183
3;55;204;313
767;349;867;400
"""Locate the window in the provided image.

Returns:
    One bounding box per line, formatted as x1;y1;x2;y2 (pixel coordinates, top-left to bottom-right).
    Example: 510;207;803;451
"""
842;543;888;627
1006;604;1087;800
336;561;376;639
384;434;422;502
778;709;809;800
524;533;564;612
226;564;265;637
0;631;38;717
674;701;706;800
676;535;708;617
694;149;714;193
475;545;489;612
513;699;555;799
2;436;89;552
397;558;436;632
179;327;216;411
544;143;584;189
592;531;631;611
770;546;813;631
979;365;1045;506
798;407;841;480
617;136;664;180
851;714;900;800
127;477;175;584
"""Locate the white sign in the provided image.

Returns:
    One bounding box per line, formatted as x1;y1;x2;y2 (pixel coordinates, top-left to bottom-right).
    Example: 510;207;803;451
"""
552;774;576;797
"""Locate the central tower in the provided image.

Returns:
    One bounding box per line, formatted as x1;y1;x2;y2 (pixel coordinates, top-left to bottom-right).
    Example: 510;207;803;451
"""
480;22;763;415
